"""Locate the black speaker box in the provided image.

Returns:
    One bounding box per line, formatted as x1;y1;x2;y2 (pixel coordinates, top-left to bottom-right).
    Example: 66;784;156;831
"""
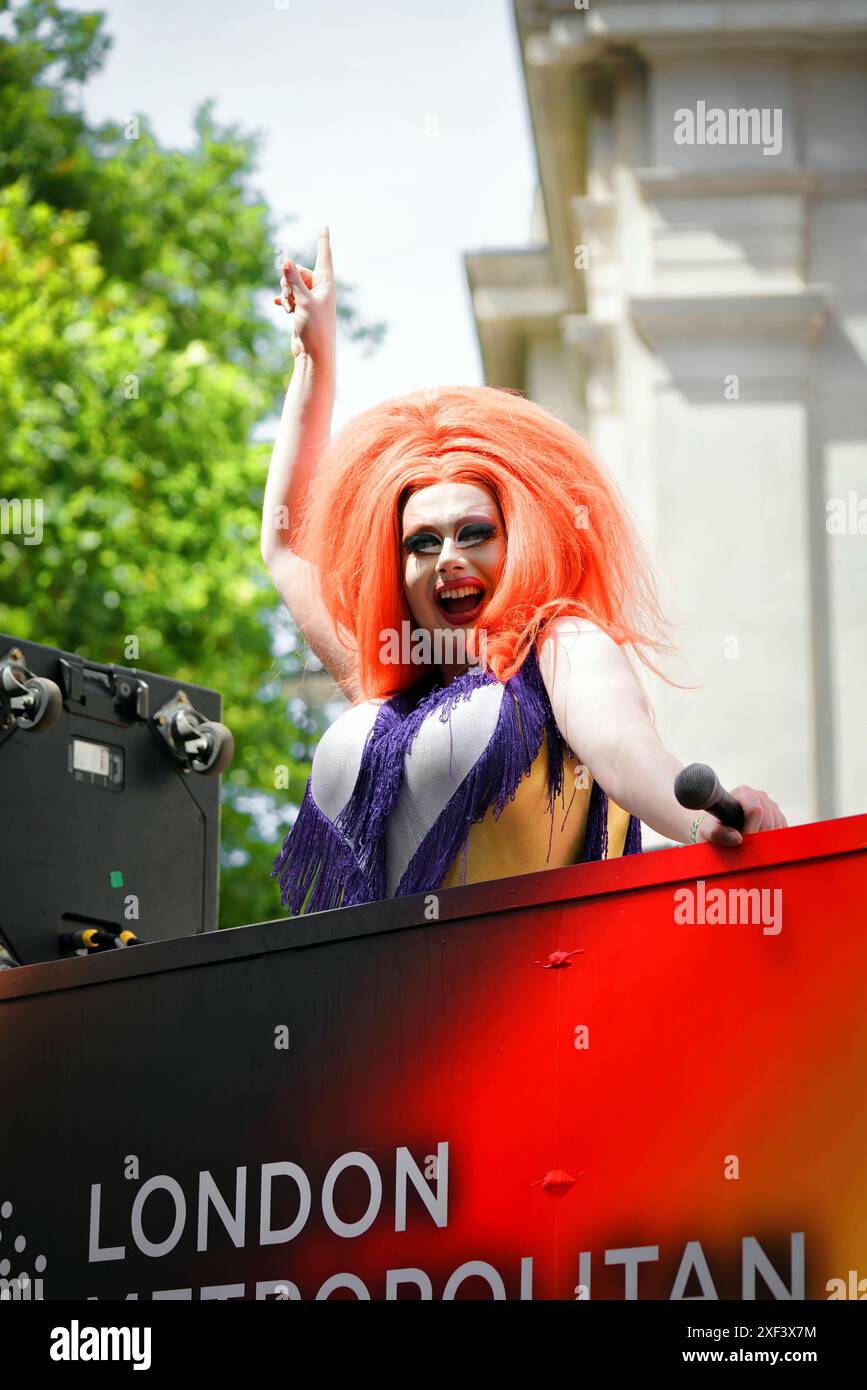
0;634;223;965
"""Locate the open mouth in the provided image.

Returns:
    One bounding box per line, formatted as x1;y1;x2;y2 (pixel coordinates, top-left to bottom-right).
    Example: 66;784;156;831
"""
435;582;485;625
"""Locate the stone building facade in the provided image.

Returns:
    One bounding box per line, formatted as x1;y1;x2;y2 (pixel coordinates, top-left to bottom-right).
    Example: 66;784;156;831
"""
466;0;867;841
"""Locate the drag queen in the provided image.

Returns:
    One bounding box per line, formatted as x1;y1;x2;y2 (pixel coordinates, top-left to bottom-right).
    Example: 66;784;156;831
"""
262;229;787;916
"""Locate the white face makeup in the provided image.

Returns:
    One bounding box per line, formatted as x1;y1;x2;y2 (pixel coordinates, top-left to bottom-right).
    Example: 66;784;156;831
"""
400;481;506;650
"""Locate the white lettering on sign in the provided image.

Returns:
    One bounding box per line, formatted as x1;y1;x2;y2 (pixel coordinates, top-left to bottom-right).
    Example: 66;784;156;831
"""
73;740;110;777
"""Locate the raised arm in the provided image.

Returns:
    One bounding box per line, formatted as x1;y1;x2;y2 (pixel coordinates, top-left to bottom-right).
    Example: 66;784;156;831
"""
537;617;787;846
261;228;361;703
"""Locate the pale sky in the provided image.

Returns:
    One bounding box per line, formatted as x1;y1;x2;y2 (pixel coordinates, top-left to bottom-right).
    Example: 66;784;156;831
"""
62;0;539;430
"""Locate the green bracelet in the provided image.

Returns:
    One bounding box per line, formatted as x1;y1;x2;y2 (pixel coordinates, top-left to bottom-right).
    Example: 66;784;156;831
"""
689;814;707;844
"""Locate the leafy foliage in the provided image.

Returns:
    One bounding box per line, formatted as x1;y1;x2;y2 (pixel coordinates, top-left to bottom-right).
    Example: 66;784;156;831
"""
0;0;381;927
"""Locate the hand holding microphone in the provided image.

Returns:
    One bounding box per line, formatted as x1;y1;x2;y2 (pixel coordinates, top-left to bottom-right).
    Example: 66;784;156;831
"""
674;763;788;847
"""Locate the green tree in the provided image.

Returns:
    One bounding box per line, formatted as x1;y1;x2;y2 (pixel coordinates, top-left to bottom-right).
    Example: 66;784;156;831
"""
0;0;385;929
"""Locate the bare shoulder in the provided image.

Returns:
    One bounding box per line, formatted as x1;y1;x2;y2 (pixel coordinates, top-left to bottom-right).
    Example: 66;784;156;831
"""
536;616;652;769
544;616;601;637
537;616;621;673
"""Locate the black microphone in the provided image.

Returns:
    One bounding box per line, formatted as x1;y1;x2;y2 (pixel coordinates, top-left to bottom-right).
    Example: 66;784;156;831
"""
674;763;745;831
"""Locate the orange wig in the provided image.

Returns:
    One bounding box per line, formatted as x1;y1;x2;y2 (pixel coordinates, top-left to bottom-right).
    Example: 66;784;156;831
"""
295;384;678;701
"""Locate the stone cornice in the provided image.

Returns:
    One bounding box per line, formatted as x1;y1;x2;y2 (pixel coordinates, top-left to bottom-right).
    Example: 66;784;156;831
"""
517;0;867;64
471;284;569;324
465;245;552;283
635;168;867;198
630;289;830;343
464;245;579;325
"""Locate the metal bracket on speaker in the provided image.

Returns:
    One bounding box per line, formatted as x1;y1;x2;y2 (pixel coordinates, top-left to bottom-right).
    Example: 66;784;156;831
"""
0;646;63;735
112;673;150;721
152;690;234;777
58;655;150;722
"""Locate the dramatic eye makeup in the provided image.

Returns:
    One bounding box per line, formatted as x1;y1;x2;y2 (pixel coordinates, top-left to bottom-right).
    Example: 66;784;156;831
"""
401;519;498;554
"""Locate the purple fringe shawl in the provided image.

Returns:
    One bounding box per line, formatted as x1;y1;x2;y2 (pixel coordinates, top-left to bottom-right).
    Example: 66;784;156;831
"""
271;646;641;915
